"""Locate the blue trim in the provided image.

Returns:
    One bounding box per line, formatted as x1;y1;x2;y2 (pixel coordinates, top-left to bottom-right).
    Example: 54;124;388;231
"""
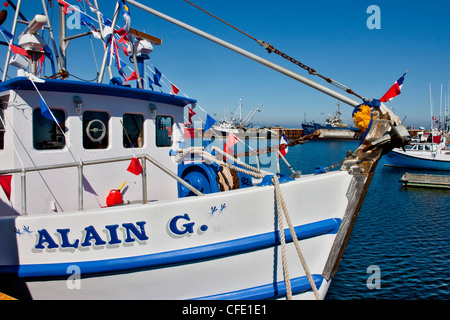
1;218;340;278
0;77;196;108
192;274;324;300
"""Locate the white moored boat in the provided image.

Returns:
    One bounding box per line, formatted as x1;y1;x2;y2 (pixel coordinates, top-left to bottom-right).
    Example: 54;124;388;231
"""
384;130;450;171
0;0;410;300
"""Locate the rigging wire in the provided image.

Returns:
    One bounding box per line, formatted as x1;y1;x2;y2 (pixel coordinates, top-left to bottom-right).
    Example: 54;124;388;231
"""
184;0;366;102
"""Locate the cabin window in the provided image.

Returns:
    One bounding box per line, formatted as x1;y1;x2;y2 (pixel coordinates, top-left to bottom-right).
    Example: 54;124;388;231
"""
123;113;144;148
156;115;173;147
33;108;66;150
0;108;4;150
83;111;109;149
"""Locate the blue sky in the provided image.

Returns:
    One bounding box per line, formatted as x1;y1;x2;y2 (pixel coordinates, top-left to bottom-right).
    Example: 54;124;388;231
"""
1;0;449;128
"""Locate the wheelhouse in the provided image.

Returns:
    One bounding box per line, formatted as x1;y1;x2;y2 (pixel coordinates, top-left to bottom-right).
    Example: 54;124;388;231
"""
0;77;195;216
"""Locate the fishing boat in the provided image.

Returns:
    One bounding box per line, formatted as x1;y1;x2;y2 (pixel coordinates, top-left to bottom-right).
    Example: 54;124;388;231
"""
210;99;277;139
384;133;450;170
0;0;410;300
302;103;361;139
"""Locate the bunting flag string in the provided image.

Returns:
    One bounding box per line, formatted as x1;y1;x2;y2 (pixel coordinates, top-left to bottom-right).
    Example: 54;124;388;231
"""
127;156;143;176
171;83;180;95
0;25;13;40
127;70;137;81
57;0;71;15
278;129;288;158
153;68;162;88
0;174;12;201
188;107;196;124
10;44;31;59
118;0;131;34
203;114;217;132
148;76;154;90
225;132;239;155
25;72;60;125
120;119;143;176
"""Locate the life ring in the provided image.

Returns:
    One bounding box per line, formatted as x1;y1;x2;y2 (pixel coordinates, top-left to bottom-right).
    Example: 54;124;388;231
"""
86;119;106;142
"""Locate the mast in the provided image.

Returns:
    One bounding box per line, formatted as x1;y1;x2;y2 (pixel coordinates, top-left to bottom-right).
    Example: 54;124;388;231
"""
58;0;67;70
98;1;120;83
440;83;443;131
429;83;433;131
41;0;61;71
1;0;22;81
124;0;360;108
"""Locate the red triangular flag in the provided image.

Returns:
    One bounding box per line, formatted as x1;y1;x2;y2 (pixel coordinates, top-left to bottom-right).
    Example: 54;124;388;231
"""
225;132;239;154
10;45;31;59
188;107;196;124
127;71;137;81
0;175;12;201
127;157;142;175
3;2;9;8
57;0;70;15
171;83;180;95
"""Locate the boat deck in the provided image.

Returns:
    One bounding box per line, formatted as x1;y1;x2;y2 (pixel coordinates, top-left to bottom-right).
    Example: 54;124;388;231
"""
399;172;450;189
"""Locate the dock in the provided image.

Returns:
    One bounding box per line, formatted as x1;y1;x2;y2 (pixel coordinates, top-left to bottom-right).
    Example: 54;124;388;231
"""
399;172;450;189
274;128;304;140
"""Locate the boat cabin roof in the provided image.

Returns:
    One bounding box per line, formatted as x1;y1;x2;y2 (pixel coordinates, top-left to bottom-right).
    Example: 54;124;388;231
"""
0;77;196;107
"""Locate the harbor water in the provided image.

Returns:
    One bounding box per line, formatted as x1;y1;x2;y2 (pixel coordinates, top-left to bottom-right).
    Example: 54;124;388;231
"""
277;140;450;300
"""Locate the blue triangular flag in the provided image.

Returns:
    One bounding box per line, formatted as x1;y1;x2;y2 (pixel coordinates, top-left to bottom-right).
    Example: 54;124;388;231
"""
40;96;58;124
43;45;56;74
80;11;95;27
0;26;13;40
153;68;162;87
203;114;217;132
148;76;154;90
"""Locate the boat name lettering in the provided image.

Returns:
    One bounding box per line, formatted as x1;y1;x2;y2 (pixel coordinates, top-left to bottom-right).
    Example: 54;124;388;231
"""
34;221;148;250
169;214;208;236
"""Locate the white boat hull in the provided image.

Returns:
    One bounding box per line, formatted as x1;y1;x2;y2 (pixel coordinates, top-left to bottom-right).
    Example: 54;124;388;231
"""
384;147;450;171
1;171;352;299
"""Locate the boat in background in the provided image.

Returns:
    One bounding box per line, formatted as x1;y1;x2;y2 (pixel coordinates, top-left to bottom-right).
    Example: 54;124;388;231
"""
302;103;361;139
0;0;410;300
210;99;278;138
384;82;450;171
384;132;450;170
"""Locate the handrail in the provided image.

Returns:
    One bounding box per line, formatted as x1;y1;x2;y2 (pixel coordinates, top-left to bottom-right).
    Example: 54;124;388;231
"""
0;154;203;215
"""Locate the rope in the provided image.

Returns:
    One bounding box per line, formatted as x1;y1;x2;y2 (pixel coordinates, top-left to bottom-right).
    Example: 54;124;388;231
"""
272;174;293;299
184;0;366;102
174;146;321;299
272;175;322;300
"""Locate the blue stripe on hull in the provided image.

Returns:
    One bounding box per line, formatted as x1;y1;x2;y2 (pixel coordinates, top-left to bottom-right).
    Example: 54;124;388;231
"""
193;274;324;300
1;218;340;278
384;151;450;171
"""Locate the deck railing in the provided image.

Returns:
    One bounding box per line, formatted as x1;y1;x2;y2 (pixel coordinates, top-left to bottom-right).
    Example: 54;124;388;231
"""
0;154;203;215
